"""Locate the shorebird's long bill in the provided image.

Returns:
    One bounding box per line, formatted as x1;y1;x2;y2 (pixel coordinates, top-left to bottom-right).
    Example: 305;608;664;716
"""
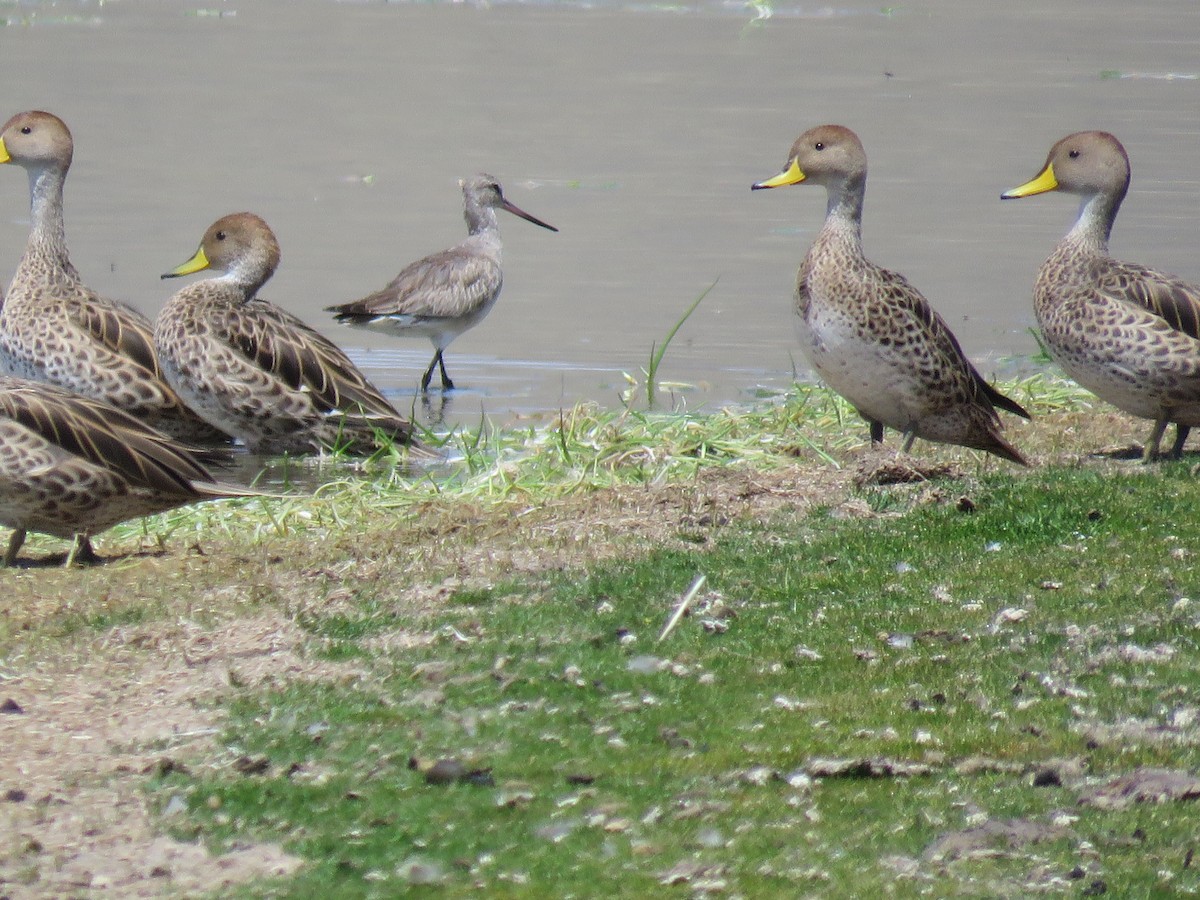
752;157;806;190
0;138;9;164
501;199;559;232
1001;163;1058;199
162;246;211;279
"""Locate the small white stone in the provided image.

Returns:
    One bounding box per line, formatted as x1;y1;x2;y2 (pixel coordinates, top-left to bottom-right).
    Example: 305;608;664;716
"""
1000;607;1028;622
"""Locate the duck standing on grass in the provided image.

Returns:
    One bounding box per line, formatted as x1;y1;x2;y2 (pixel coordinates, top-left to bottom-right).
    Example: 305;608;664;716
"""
157;212;419;456
1002;130;1200;461
0;110;229;444
327;174;558;393
0;375;259;567
752;125;1029;465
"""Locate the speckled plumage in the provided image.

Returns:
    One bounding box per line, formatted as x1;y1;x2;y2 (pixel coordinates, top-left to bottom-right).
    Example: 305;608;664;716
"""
1003;130;1200;461
0;110;229;444
754;125;1029;464
0;375;256;566
157;213;419;455
327;173;557;392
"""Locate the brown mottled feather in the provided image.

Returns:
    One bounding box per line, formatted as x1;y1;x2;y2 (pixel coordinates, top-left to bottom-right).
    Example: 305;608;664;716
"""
1105;261;1200;340
227;300;409;422
72;294;165;378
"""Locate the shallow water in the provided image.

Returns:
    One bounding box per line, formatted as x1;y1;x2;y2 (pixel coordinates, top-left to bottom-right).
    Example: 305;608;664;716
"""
3;0;1199;432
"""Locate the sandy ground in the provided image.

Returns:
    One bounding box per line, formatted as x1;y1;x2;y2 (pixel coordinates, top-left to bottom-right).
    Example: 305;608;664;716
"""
0;614;362;897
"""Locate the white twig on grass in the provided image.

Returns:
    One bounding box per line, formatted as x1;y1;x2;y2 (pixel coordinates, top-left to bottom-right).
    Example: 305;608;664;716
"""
657;574;707;644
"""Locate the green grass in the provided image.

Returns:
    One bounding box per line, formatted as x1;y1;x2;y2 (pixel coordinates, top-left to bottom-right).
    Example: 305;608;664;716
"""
145;460;1200;897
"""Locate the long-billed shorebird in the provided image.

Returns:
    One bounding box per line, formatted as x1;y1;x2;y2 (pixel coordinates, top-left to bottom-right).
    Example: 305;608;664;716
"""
753;124;1030;464
0;110;229;444
157;212;420;456
1003;131;1200;461
0;375;259;566
327;173;557;392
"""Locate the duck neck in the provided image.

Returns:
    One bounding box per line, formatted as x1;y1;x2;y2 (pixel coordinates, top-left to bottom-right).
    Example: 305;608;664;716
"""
1065;188;1122;256
225;259;273;300
22;164;75;277
821;174;865;249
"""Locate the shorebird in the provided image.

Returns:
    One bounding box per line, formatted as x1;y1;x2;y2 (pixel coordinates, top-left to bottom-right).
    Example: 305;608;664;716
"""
1003;131;1200;461
157;212;420;455
753;124;1030;464
0;375;259;566
0;110;229;444
327;173;557;392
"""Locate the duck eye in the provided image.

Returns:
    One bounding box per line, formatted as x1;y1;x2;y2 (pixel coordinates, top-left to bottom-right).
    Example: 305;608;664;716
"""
1068;149;1080;158
215;231;226;241
20;126;31;135
814;142;824;151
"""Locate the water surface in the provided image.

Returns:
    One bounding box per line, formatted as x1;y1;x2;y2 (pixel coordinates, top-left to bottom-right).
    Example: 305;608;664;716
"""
3;0;1199;430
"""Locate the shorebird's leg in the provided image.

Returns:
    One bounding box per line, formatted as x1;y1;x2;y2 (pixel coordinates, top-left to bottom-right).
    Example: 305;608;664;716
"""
420;352;439;393
437;351;455;391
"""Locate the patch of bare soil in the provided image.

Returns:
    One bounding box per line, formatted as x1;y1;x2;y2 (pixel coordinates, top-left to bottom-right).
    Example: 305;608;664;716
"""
292;461;861;609
0;612;362;898
1078;769;1200;809
922;816;1070;864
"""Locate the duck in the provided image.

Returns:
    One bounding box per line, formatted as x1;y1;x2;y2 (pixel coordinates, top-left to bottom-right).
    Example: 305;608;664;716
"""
1002;130;1200;461
0;110;229;444
752;124;1029;464
0;375;258;566
156;212;420;455
327;173;557;392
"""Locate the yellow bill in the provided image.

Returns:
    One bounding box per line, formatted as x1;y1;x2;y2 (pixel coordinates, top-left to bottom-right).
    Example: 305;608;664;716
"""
752;157;806;190
0;137;10;165
161;246;211;279
1001;163;1058;199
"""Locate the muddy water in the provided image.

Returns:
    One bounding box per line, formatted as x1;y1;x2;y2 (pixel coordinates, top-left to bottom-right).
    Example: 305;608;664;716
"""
2;0;1199;431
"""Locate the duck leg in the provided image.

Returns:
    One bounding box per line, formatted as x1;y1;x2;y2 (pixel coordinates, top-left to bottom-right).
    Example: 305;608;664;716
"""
4;529;26;567
1143;414;1170;463
869;420;885;446
64;534;98;567
1171;424;1191;460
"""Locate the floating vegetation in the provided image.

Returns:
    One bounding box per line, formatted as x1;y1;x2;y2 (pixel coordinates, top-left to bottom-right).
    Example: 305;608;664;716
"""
377;0;897;17
1;12;103;27
1100;70;1199;81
